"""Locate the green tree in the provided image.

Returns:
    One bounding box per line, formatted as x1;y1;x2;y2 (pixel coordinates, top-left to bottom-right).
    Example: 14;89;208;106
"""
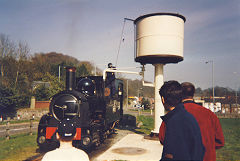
77;64;89;77
0;84;29;110
33;84;51;101
42;72;64;99
0;84;15;108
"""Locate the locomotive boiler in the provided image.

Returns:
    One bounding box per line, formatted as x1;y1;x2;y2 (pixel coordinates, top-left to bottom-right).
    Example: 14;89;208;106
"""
37;66;123;151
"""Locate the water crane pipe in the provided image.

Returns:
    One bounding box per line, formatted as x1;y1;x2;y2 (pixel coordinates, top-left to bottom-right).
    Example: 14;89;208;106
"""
140;65;154;87
103;69;140;81
103;67;155;88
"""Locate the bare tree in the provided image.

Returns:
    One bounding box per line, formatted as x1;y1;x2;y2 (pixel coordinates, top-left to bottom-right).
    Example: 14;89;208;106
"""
0;34;15;77
15;41;30;88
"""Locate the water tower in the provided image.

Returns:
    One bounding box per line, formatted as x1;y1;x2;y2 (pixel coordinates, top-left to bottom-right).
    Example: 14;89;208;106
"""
134;13;186;134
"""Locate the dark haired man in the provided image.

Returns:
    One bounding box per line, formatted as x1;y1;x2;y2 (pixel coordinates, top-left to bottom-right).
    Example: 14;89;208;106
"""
159;81;205;160
41;118;89;161
106;62;116;96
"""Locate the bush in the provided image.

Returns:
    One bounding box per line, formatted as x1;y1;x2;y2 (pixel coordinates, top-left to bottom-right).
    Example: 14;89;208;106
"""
0;85;15;109
0;84;30;110
33;84;51;101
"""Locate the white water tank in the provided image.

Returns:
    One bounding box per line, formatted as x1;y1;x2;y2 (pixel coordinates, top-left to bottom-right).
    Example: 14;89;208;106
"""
134;13;186;64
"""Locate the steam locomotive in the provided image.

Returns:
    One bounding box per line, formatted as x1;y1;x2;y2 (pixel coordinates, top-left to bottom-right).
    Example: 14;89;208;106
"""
37;66;123;151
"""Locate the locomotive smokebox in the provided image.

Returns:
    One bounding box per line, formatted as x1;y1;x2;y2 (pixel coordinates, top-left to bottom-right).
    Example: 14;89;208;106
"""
134;13;186;64
65;67;76;90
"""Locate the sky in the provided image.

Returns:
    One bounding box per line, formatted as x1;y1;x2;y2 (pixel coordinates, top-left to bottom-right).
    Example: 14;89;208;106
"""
0;0;239;90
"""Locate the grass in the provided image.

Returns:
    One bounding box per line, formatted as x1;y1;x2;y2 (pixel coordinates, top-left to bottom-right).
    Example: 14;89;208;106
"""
0;133;39;161
216;118;240;161
129;109;153;113
0;119;39;125
135;115;154;134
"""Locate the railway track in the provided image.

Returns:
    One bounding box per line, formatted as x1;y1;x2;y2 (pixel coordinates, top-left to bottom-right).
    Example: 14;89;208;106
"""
25;153;44;161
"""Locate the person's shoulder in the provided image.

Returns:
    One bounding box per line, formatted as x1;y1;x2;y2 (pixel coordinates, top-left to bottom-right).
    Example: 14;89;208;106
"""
182;108;197;121
174;106;195;122
41;149;59;161
72;147;89;158
194;104;219;118
178;107;199;123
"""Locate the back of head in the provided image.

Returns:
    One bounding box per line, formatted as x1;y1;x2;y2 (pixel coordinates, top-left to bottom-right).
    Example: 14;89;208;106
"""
108;63;113;68
57;118;76;141
181;82;195;99
159;80;182;107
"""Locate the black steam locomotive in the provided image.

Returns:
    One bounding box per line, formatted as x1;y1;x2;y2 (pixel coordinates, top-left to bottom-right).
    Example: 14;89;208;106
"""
37;66;123;151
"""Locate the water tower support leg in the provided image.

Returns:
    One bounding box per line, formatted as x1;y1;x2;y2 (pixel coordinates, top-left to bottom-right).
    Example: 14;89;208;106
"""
152;64;164;134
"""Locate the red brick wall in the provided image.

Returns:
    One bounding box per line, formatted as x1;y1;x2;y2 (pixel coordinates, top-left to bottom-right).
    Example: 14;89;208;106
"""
35;101;50;109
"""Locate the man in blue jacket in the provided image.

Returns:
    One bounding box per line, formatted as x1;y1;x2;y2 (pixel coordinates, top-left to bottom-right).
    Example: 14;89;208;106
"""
159;80;205;160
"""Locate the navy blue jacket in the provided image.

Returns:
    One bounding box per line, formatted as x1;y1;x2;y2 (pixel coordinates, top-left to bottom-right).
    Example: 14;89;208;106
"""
160;103;205;160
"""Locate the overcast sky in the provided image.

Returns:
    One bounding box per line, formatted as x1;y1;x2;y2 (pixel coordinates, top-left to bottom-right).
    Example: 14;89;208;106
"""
0;0;239;90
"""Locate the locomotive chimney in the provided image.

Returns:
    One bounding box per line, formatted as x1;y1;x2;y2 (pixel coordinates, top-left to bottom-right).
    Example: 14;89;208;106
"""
65;66;76;90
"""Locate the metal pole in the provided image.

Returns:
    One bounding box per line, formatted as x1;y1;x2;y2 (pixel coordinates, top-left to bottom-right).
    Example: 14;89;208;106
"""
152;64;164;134
127;80;128;109
95;65;97;76
233;72;238;106
236;90;238;105
212;61;215;105
206;61;215;108
58;65;61;82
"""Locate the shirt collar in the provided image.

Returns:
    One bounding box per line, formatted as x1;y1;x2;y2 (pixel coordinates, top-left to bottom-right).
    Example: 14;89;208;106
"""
182;99;195;104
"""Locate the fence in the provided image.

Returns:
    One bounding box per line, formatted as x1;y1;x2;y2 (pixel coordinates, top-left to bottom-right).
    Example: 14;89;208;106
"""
0;117;38;140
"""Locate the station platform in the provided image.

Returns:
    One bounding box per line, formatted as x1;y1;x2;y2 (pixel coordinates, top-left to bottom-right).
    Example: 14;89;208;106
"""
95;134;163;161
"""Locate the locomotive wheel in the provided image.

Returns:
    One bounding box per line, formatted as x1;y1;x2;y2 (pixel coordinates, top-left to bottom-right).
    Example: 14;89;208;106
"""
37;134;59;152
37;135;46;145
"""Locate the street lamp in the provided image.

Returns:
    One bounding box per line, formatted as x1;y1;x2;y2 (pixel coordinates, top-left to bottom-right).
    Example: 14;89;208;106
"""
127;80;128;109
58;65;61;82
206;60;215;106
233;72;239;106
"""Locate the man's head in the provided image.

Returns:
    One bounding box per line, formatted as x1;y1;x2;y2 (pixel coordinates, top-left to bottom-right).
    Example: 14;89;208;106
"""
181;82;195;99
159;80;182;111
57;118;76;142
108;63;113;68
